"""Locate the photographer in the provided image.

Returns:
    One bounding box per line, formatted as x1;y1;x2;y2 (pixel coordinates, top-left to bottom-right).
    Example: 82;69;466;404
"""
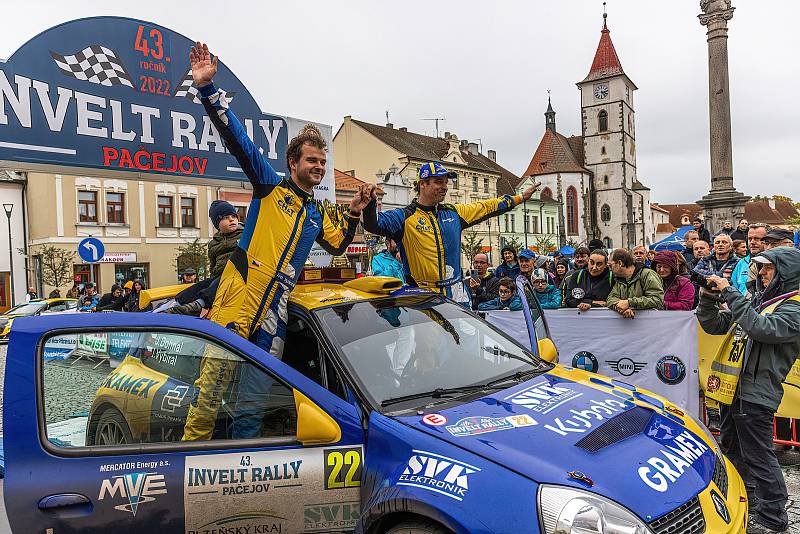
697;247;800;533
467;252;500;310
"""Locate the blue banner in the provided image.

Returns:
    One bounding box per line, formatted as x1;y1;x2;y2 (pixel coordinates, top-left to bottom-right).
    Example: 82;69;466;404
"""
0;16;290;181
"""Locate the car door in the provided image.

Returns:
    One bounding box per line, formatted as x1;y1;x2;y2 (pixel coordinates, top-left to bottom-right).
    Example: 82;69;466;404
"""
3;312;364;534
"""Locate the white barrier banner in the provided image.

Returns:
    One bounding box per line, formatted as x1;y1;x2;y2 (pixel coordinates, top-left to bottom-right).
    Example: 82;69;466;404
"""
485;309;699;415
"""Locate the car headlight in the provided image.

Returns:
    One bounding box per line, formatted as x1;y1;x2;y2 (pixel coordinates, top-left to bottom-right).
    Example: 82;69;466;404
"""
539;485;652;534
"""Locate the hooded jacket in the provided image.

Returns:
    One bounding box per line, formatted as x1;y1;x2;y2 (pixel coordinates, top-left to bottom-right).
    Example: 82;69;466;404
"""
693;250;739;278
477;294;522;311
495;246;520;279
606;264;665;310
534;283;562;309
371;250;406;281
651;251;695;311
564;267;614;308
697;246;800;411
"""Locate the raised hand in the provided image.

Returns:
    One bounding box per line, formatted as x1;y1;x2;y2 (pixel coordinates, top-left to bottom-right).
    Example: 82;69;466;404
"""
521;180;543;201
189;41;217;87
349;184;376;214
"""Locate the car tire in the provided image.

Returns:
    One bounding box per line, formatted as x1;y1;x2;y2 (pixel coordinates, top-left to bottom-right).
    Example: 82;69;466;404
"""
93;407;134;446
383;519;450;534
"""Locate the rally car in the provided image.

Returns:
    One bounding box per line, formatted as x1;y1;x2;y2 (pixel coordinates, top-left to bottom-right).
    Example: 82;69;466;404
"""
0;297;77;341
2;274;746;533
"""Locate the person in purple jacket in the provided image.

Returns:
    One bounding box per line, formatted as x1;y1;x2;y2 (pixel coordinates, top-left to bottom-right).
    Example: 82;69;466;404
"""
651;250;696;310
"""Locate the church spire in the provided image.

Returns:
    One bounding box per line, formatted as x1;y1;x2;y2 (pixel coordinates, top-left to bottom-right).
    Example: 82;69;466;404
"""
545;92;556;132
580;7;626;83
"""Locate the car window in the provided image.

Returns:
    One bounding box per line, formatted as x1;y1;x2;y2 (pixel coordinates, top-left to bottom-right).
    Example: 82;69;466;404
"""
520;279;549;341
41;330;297;449
47;302;68;312
65;300;78;310
6;301;47;315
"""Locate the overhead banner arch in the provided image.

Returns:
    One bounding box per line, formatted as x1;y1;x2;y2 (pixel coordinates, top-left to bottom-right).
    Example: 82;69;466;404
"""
0;16;331;188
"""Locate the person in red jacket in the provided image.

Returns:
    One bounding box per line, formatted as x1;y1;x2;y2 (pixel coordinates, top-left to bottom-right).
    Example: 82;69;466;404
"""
651;250;696;310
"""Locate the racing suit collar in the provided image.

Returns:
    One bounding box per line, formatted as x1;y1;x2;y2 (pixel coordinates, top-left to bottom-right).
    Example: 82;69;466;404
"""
286;177;314;202
411;199;439;213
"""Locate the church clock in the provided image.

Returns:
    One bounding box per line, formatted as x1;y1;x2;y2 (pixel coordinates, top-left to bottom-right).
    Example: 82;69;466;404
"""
593;83;609;100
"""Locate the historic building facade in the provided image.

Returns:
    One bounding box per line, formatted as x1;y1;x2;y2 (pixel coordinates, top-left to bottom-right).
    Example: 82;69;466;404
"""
523;15;654;249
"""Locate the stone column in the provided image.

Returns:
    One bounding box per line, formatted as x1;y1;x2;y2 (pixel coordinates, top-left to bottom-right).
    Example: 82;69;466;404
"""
696;0;749;232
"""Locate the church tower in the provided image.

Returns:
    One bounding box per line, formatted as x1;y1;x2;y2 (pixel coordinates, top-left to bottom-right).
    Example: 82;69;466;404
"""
577;12;650;248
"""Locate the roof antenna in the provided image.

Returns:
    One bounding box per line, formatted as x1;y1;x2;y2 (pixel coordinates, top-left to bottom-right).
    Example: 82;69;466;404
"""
385;110;390;125
420;117;446;138
603;1;608;29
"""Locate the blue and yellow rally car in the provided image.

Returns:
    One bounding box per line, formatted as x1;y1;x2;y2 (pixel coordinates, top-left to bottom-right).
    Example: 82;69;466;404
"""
2;274;746;533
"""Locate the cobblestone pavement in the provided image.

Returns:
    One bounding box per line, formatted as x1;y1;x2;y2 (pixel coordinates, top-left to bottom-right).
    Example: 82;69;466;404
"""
2;344;800;530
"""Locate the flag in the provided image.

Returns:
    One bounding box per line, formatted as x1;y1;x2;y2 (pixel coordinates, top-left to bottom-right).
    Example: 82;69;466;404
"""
50;45;134;88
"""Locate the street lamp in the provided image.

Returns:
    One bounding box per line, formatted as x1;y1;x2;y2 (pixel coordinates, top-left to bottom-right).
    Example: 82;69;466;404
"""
3;204;14;307
486;219;493;264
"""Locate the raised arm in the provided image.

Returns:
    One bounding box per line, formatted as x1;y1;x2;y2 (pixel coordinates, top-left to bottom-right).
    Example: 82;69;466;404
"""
454;181;540;228
190;42;280;195
362;197;405;241
315;184;373;255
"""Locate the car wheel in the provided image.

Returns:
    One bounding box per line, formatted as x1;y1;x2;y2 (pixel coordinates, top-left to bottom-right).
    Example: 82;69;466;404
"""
383;519;450;534
93;408;134;445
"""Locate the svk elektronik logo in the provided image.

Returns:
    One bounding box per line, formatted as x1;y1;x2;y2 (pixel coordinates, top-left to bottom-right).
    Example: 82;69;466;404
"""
98;472;167;515
656;355;686;385
397;450;480;501
571;351;598;373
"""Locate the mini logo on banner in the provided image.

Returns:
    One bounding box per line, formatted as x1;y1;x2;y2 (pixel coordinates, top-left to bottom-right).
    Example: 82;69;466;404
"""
572;351;598;373
656;355;686;385
421;413;447;426
606;358;647;377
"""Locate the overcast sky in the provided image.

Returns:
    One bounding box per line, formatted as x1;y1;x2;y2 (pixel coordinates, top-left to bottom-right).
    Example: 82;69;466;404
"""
3;0;798;203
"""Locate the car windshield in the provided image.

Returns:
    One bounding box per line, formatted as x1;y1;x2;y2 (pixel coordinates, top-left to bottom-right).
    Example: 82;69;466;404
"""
5;301;47;315
316;295;551;410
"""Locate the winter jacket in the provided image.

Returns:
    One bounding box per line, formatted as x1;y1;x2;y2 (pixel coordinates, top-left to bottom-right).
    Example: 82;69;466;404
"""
663;276;695;310
606;265;665;310
682;248;697;271
695;225;711;244
207;226;244;278
564;268;614;308
66;286;80;298
534;284;561;309
469;272;501;310
79;294;99;312
371;250;405;282
477;294;522;311
731;254;750;295
95;292;126;312
729;228;747;242
495;262;520;279
692;251;739;279
697;247;800;411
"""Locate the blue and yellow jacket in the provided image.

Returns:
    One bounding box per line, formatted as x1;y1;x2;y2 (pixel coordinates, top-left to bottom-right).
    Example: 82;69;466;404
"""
198;83;357;340
363;195;521;303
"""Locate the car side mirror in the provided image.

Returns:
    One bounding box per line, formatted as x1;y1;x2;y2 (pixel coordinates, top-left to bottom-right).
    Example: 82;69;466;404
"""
537;338;558;363
293;390;342;446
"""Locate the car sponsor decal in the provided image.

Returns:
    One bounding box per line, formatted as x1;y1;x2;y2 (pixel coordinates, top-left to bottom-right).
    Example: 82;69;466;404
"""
638;421;711;492
303;501;360;533
543;398;629;436
397;449;480;501
421;413;447;426
505;381;582;414
184;445;362;533
98;471;167;516
99;369;161;398
445;414;537;437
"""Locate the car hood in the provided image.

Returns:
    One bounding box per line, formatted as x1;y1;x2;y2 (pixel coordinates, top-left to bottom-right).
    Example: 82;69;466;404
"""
398;367;716;521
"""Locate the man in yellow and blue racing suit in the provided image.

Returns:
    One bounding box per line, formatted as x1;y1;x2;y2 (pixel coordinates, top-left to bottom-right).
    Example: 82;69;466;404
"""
182;42;372;440
363;161;539;306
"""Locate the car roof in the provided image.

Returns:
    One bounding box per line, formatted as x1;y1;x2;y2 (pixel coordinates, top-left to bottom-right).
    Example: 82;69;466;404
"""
28;298;77;304
289;277;408;310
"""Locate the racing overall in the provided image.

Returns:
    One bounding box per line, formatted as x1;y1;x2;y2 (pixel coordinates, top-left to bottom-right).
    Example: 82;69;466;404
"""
363;195;521;306
182;83;358;441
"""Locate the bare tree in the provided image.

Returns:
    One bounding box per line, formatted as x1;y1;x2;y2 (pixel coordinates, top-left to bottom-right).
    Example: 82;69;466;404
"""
37;245;75;288
175;239;209;279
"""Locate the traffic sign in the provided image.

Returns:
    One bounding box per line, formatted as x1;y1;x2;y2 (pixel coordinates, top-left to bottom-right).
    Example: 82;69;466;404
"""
78;237;105;263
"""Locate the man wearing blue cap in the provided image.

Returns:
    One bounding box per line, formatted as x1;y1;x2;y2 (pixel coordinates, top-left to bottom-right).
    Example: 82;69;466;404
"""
363;162;539;305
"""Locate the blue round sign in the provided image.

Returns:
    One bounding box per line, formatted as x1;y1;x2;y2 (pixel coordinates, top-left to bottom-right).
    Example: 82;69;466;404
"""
78;237;105;263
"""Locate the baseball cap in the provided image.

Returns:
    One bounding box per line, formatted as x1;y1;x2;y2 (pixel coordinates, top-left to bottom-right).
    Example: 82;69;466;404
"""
183;268;196;275
418;162;457;180
763;228;793;243
532;268;548;281
518;249;536;260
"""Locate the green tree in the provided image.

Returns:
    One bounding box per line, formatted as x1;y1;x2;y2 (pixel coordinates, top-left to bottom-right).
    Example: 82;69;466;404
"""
175;239;209;279
36;245;75;288
773;195;793;203
534;234;557;253
461;229;484;260
502;236;523;253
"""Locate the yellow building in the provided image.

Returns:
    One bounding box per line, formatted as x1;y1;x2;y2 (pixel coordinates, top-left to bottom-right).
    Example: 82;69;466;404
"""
24;170;255;295
333;117;519;265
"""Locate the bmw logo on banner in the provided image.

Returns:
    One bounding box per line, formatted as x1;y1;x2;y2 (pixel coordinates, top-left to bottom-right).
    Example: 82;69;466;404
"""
571;351;599;373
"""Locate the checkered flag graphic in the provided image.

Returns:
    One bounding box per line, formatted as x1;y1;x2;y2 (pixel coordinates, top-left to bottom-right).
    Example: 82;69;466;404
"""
173;70;235;104
50;45;134;88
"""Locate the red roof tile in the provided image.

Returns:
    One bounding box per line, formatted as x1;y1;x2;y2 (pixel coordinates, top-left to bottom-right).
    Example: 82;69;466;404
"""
744;201;786;225
334;168;383;194
775;200;799;220
523;129;589;178
657;204;703;229
581;19;626;84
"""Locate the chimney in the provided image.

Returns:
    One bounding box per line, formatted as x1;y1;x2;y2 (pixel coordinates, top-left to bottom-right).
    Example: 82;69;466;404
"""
467;142;479;155
488;150;496;162
399;127;407;132
386;123;393;129
460;139;468;149
768;197;776;209
444;131;450;139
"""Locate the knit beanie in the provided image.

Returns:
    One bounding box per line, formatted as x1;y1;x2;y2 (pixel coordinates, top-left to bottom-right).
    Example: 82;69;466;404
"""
209;200;237;229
